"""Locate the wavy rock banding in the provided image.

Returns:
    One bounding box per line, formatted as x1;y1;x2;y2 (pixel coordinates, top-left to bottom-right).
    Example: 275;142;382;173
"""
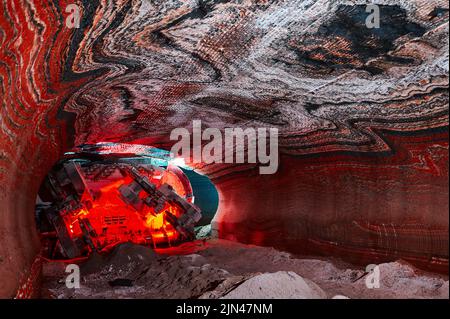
0;0;448;297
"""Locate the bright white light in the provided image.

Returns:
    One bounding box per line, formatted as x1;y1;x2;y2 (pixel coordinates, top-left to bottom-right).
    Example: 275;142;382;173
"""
169;157;187;167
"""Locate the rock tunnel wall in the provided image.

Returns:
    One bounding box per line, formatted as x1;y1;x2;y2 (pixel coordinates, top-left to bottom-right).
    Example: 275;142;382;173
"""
0;0;448;297
211;129;449;271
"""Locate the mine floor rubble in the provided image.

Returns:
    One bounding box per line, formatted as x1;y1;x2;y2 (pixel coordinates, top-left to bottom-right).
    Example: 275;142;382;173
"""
41;238;449;299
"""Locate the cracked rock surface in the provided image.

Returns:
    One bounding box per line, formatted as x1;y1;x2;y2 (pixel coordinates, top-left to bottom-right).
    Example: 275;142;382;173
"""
42;241;449;299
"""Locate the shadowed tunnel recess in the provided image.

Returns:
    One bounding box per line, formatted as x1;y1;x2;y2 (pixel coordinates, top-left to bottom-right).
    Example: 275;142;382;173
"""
35;143;219;259
0;0;448;297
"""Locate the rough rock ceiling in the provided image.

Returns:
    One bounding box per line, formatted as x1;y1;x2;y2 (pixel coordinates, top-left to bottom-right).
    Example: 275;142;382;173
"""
58;0;448;155
0;0;448;297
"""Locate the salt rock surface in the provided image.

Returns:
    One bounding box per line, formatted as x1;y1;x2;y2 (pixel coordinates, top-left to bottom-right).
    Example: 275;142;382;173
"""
376;262;449;299
221;271;327;299
81;242;158;276
352;261;449;299
195;224;212;239
332;295;350;299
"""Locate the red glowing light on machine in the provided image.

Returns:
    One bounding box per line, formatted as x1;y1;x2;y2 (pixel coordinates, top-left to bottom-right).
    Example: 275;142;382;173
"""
38;161;201;258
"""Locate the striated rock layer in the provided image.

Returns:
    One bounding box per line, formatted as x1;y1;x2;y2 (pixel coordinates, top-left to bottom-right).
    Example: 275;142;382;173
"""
0;0;448;297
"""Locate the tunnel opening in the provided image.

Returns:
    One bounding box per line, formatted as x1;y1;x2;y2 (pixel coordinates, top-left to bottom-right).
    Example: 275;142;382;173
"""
35;143;218;261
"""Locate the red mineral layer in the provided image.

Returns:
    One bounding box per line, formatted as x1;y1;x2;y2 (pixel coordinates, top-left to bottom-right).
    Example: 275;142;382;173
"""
212;129;449;274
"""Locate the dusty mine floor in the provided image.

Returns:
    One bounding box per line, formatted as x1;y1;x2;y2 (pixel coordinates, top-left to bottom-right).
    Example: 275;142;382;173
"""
41;238;449;299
